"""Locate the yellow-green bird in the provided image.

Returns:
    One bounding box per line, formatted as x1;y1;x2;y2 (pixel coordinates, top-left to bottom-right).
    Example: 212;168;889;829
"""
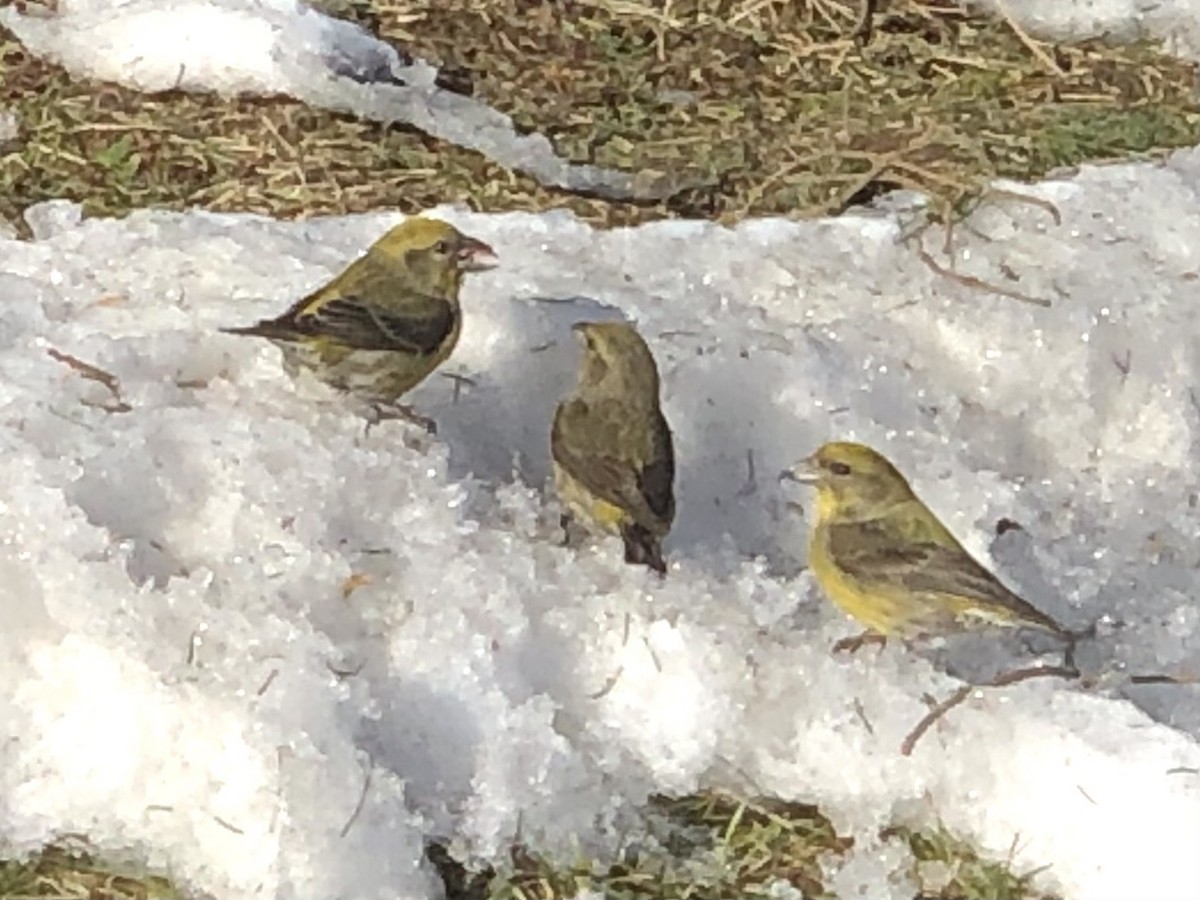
551;321;676;574
222;217;495;431
782;441;1067;645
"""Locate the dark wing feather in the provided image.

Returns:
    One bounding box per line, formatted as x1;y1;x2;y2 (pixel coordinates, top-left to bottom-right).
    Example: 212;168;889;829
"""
290;294;454;354
828;520;1061;631
638;411;675;525
225;260;455;354
551;399;675;534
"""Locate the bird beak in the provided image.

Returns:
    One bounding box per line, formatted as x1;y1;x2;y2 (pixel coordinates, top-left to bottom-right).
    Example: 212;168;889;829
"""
457;237;498;272
779;454;820;485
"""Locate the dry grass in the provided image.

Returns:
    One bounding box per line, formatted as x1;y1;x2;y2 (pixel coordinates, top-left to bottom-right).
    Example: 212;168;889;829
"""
0;840;179;899
2;0;1196;233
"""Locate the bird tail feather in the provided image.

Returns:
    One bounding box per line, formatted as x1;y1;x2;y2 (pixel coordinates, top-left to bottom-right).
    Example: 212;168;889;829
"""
221;320;298;341
622;524;666;575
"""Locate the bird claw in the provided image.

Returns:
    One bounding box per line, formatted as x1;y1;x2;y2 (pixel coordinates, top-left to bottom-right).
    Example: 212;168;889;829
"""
832;632;888;655
364;403;437;436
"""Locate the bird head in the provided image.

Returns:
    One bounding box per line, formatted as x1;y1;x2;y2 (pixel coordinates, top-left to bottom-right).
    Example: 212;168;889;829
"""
371;218;497;294
781;441;916;522
571;321;661;403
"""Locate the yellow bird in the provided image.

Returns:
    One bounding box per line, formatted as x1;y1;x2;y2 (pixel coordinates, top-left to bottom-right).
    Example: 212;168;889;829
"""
782;441;1067;646
222;217;495;431
551;321;676;574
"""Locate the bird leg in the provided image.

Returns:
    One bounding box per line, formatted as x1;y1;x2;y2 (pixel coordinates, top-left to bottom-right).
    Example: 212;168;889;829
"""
559;512;576;547
832;631;888;654
365;402;438;436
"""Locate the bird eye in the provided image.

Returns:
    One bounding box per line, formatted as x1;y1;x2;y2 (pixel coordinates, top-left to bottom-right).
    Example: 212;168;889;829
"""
433;239;450;254
828;461;852;476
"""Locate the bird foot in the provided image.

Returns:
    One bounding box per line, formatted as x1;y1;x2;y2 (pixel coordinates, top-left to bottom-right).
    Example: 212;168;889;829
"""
832;632;888;654
559;512;577;548
364;402;437;436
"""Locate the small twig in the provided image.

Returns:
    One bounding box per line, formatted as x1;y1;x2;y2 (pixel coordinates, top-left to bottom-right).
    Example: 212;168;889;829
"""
916;246;1052;307
806;0;857;31
901;664;1079;756
826;155;894;215
643;634;663;673
341;573;372;599
1129;671;1200;686
901;686;980;756
340;759;372;838
256;668;279;697
890;157;972;193
47;347;121;393
591;611;636;698
260;113;299;160
900;186;1062;301
723;800;748;844
983;188;1062;226
1111;350;1132;380
186;629;202;666
47;347;132;412
833;631;887;654
993;0;1065;77
852;697;875;735
736;448;758;498
440;371;476;404
1005;832;1022;870
941;209;959;257
728;0;782;26
211;814;245;835
589;666;624;699
80;396;134;414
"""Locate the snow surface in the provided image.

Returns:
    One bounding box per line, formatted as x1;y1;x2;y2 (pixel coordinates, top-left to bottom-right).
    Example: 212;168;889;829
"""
973;0;1200;55
5;154;1200;898
0;0;433;95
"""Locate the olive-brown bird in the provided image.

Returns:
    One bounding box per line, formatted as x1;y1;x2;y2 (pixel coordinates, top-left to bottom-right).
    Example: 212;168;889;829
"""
783;441;1067;647
551;321;676;574
222;217;495;431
